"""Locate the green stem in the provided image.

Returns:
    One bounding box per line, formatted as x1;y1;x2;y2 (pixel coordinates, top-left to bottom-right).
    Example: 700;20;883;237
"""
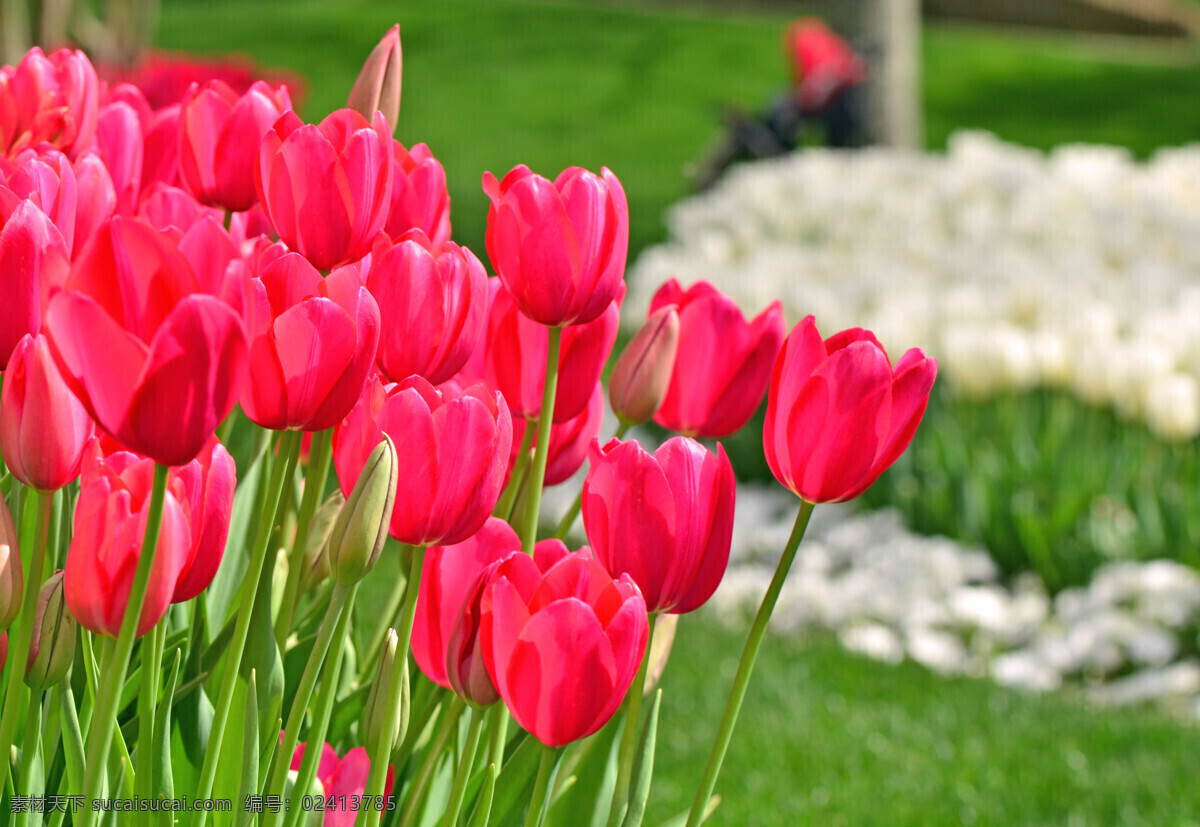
264;580;354;824
135;617;166;818
441;705;486;827
194;429;302;827
357;632;404;827
77;464;171;827
0;487;50;797
605;618;657;827
395;545;426;664
684;500;815;827
359;568;408;684
398;697;466;827
485;703;510;771
553;420;626;539
16;688;42;824
275;428;333;648
496;425;535;523
519;326;562;554
281;583;358;827
523;745;563;827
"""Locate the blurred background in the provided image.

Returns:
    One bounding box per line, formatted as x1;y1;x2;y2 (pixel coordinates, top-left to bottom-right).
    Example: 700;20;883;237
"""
9;0;1200;823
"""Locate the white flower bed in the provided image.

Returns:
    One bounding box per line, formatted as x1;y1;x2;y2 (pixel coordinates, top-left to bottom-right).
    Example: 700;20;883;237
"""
627;131;1200;440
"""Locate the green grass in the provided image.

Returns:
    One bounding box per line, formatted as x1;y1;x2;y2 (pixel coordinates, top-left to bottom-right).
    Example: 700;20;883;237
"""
649;614;1200;826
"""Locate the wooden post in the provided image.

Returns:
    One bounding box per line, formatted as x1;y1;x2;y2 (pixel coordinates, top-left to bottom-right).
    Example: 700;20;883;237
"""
853;0;924;149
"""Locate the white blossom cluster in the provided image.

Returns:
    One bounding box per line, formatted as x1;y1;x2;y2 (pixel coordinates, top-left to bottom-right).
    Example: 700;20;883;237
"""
627;131;1200;440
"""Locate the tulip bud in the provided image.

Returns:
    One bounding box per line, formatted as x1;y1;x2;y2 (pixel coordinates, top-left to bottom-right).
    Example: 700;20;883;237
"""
301;491;345;594
348;25;402;131
25;571;76;690
608;305;680;426
362;629;409;754
0;499;21;631
328;436;398;585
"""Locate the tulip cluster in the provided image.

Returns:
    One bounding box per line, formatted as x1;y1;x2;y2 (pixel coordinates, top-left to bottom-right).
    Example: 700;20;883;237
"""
0;25;936;827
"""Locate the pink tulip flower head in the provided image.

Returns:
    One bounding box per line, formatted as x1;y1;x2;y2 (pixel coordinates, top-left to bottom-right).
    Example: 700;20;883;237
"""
384;141;450;245
1;145;78;254
651;278;785;438
255;108;392;270
2;47;99;158
0;198;70;369
290;741;395;827
764;315;937;503
483;164;627;327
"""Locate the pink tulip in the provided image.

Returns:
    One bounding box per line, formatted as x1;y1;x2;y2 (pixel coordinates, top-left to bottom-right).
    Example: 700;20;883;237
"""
608;304;679;426
93;100;144;215
289;741;394;827
482;279;620;424
479;540;648;746
508;382;604;487
2;47;99;158
239;252;379;431
169;436;236;602
412;517;519;700
44;216;247;467
1;145;77;254
179;80;292;212
65;447;191;636
384;141;450;245
367;229;486;385
333;375;512;547
137;182;224;233
651;279;786;438
764;315;937;503
256;108;392;270
1;333;95;491
0;199;70;369
141;103;183;194
347;25;402;131
583;436;735;614
70;151;117;254
483;164;627;327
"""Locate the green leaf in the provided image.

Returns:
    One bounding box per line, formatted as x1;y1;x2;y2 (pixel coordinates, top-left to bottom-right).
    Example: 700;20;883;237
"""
465;763;497;827
210;444;267;633
236;670;260;827
154;649;182;825
242;543;285;748
57;683;86;797
486;732;540;827
620;690;661;827
544;715;622;827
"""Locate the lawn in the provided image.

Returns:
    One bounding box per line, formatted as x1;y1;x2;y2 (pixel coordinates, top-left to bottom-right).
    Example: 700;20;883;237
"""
150;1;1200;822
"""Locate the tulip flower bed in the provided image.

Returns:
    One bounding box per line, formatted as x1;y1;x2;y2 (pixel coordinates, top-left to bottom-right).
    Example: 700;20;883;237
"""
0;24;948;827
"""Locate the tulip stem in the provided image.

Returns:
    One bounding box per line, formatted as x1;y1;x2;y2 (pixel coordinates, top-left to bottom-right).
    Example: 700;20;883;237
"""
496;426;535;523
395;544;425;665
16;687;42;810
684;499;815;827
77;464;171;827
520;326;562;554
486;702;510;770
554;421;629;539
524;745;564;827
441;704;486;827
281;583;358;827
135;616;167;819
357;630;404;827
194;429;302;827
276;427;334;649
264;579;354;827
0;487;50;797
605;617;656;827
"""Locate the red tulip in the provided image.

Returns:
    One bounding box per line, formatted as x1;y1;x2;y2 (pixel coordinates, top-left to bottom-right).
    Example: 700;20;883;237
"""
508;382;604;487
384;141;450;245
583;436;735;614
256;108;392;270
764;315;937;503
169;436;236;602
333;375;512;547
1;333;95;491
483;164;627;327
481;279;620;424
239;251;379;430
44;216;247;466
0;199;70;369
479;540;648;746
1;145;77;254
289;741;394;827
93;100;143;216
652;279;786;438
137;182;224;233
2;47;99;158
179;80;292;212
412;517;518;699
70;151;117;253
367;229;486;385
141;103;183;194
65;447;192;636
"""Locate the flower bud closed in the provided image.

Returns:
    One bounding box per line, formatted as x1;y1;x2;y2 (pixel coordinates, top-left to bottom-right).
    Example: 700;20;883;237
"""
328;436;398;585
608;305;680;426
348;25;403;131
362;629;409;754
0;498;22;631
25;570;76;690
